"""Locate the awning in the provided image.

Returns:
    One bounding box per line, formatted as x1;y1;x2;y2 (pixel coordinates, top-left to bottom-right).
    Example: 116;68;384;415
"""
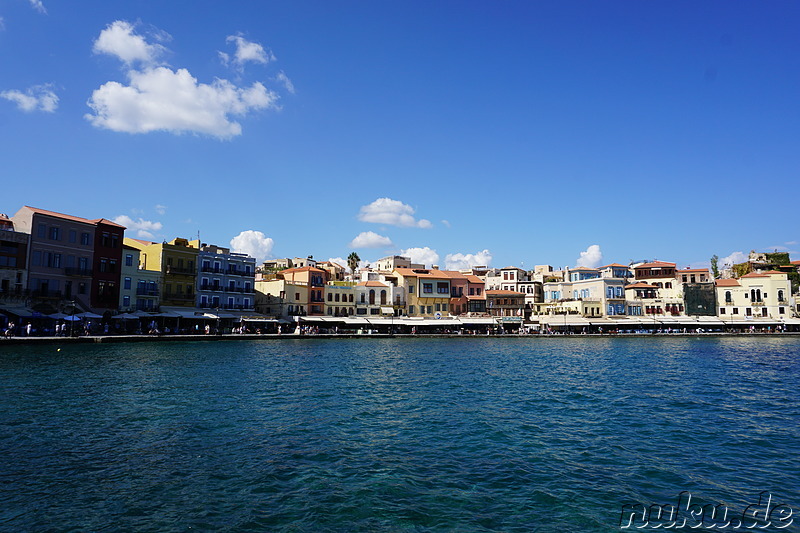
76;312;103;319
380;307;394;315
112;313;141;320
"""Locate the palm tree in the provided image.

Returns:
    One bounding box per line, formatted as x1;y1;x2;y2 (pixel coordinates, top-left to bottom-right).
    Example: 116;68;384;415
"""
347;252;360;279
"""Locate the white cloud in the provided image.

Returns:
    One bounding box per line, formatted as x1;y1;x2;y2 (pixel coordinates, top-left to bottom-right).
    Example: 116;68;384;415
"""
576;244;603;268
358;198;432;228
1;84;58;112
349;231;393;249
441;219;451;228
720;251;747;268
154;204;167;215
86;67;278;139
400;247;440;268
445;249;493;270
93;21;165;65
230;230;274;263
0;17;5;31
87;21;279;139
220;34;274;70
113;215;163;239
29;0;46;14
786;241;798;246
276;71;295;94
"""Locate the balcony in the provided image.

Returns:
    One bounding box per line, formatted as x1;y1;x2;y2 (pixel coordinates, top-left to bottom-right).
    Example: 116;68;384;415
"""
64;267;93;277
163;292;194;301
201;266;223;274
200;284;224;292
165;266;197;276
136;288;159;296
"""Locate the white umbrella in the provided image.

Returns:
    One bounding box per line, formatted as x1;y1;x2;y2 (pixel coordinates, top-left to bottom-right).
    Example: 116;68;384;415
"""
48;312;69;319
113;313;141;320
77;312;103;319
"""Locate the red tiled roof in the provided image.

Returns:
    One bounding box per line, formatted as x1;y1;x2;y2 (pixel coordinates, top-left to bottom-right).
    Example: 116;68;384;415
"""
625;282;658;289
635;261;676;268
715;279;740;287
357;281;388;287
740;272;770;278
599;263;629;268
23;206;126;228
281;266;326;274
465;275;484;284
393;268;450;279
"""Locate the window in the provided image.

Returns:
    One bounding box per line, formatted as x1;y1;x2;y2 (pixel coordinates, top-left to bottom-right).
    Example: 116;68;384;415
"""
779;307;785;314
435;303;441;312
295;292;300;301
99;258;108;273
437;282;449;294
327;293;332;301
422;283;433;294
476;288;481;296
124;277;131;290
37;224;47;238
81;232;90;245
109;259;117;273
335;293;340;302
123;295;130;307
49;227;60;241
732;307;738;314
111;234;119;248
469;288;475;296
69;230;77;243
78;257;88;271
442;303;448;312
101;232;110;247
427;306;433;314
409;305;415;315
125;254;133;267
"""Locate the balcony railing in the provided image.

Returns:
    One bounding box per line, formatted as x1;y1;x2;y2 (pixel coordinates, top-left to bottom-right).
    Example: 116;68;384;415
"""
136;288;159;296
163;292;194;301
200;284;224;292
165;266;197;276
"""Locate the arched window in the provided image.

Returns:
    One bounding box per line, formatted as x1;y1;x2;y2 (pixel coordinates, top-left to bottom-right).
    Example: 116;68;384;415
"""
380;290;387;305
360;293;365;303
369;290;375;305
778;289;785;302
725;291;732;303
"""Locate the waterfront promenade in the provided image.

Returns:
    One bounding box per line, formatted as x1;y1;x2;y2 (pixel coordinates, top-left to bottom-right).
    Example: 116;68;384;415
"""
1;330;798;346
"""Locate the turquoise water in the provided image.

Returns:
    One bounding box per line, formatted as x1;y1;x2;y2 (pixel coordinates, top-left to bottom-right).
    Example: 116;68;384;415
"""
1;337;798;531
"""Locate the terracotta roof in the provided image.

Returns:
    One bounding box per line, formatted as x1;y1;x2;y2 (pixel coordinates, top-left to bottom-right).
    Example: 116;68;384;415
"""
280;266;326;274
759;270;786;275
791;260;800;265
599;263;629;269
22;206;126;228
740;272;770;278
486;290;525;296
635;261;676;268
466;294;486;300
501;266;525;271
625;282;658;289
465;275;484;284
393;268;450;279
126;238;155;246
715;279;740;287
357;281;388;287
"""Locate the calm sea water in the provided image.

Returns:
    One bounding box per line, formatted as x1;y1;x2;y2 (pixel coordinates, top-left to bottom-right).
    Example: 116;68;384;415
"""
0;337;798;532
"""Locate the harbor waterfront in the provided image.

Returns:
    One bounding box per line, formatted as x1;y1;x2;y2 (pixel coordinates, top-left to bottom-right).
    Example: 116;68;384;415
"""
1;337;798;531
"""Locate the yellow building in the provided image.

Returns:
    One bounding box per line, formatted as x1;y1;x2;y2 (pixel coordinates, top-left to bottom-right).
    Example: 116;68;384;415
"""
393;268;450;317
125;237;198;308
716;271;792;321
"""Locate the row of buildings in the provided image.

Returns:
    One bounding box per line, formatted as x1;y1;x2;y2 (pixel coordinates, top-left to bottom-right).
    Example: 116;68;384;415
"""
1;205;799;331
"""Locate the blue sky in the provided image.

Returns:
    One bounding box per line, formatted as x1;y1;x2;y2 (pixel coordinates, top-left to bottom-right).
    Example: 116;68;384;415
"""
1;1;798;271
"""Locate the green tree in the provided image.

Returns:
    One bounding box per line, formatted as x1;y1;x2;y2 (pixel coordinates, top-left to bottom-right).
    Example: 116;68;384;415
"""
710;255;719;279
347;252;361;277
